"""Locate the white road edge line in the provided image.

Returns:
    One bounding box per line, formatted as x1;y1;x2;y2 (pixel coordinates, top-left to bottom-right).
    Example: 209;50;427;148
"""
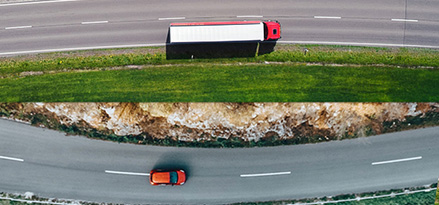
240;171;291;178
372;156;422;165
0;196;67;205
105;170;150;176
314;16;342;19
0;155;24;162
5;26;32;30
237;15;263;18
81;21;109;25
0;44;165;56
391;18;418;22
0;0;78;7
158;17;185;21
279;40;439;49
3;41;439;56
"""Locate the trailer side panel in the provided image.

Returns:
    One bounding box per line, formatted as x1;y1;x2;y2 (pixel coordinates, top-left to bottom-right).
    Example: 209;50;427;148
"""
170;22;264;43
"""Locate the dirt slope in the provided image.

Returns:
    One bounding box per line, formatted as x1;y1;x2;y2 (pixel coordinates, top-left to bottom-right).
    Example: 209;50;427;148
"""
2;103;438;144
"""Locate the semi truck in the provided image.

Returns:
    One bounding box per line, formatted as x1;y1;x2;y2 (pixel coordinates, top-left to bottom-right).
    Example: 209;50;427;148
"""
169;21;281;43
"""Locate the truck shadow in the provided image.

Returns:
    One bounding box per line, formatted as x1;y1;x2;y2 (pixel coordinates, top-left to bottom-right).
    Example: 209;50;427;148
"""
166;42;276;59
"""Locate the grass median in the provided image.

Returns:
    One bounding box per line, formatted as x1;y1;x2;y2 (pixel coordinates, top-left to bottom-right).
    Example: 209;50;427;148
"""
0;45;438;102
1;63;438;102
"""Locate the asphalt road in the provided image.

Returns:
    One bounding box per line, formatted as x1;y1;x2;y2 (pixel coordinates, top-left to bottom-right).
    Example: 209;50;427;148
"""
0;118;438;204
1;0;439;56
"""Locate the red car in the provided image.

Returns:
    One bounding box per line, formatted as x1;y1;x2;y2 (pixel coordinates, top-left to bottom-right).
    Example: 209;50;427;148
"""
149;169;186;186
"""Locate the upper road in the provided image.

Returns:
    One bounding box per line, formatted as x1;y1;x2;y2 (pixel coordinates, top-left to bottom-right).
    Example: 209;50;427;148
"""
0;118;438;204
1;0;439;55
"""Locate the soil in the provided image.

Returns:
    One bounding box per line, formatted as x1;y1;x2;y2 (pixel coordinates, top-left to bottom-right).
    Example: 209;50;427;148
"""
2;103;438;144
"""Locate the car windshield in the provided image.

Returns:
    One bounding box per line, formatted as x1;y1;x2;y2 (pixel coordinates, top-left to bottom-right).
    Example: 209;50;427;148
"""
170;171;178;184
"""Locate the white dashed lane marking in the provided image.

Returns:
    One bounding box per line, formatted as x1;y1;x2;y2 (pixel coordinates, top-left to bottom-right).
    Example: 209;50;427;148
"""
240;171;291;178
5;25;32;30
105;170;150;176
158;17;185;21
81;21;109;25
391;18;419;22
0;155;24;162
372;156;422;165
314;16;342;19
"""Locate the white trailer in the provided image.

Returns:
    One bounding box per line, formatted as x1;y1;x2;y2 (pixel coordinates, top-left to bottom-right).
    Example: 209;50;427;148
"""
169;21;281;43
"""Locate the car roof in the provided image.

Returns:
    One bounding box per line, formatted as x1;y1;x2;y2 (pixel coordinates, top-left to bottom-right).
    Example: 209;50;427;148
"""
152;172;170;183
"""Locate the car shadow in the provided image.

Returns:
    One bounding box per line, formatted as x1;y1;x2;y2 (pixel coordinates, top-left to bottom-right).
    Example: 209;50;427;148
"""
152;152;192;180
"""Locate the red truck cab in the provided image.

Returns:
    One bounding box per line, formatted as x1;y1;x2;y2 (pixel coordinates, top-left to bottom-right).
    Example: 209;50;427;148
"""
264;21;281;41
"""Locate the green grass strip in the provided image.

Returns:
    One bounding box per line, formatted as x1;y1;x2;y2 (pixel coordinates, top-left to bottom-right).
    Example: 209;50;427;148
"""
1;64;438;102
261;46;439;68
436;182;439;205
1;45;438;102
0;52;167;77
1;45;439;77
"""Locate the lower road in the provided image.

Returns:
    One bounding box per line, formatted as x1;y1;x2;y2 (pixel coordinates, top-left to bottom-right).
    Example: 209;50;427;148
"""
1;0;439;55
0;119;438;204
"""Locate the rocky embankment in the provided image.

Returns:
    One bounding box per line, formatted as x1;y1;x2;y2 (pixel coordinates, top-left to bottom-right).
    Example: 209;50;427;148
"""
1;103;438;146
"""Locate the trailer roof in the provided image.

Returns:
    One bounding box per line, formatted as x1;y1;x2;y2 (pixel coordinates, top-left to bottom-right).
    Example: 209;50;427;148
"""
170;21;261;26
170;21;264;43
